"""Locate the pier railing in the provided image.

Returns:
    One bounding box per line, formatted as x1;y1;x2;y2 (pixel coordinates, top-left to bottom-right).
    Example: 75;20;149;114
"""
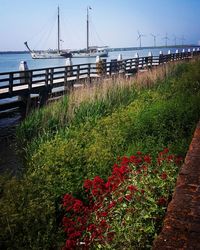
0;48;200;108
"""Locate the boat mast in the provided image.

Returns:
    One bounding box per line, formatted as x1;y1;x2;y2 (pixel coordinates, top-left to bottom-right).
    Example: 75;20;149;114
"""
58;6;60;53
87;7;89;51
87;7;91;52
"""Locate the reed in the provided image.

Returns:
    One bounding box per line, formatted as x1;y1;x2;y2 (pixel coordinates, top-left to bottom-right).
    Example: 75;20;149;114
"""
16;60;189;155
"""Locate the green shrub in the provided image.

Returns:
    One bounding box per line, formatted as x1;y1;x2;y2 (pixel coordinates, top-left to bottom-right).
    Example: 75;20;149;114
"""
1;59;200;249
0;175;63;250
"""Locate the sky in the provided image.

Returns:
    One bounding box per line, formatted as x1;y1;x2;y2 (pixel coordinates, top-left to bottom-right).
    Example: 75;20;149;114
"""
0;0;200;51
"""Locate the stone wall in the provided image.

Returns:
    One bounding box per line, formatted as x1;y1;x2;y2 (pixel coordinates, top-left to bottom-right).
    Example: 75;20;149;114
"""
153;121;200;249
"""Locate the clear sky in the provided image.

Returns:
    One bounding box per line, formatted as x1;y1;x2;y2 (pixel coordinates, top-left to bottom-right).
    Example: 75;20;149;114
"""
0;0;200;51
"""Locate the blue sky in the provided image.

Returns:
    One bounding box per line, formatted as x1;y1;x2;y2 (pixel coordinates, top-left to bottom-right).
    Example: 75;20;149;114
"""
0;0;200;51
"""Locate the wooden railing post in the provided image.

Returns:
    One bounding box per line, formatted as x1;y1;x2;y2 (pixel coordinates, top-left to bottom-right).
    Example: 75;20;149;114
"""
134;52;139;71
117;54;125;75
167;50;171;62
192;48;195;57
66;58;73;77
28;71;32;91
159;51;163;64
110;59;117;76
175;49;179;60
19;61;29;85
18;61;31;114
147;51;153;68
50;68;54;89
96;57;106;76
77;65;80;80
9;73;13;95
45;69;49;88
181;49;185;59
88;63;91;84
187;48;191;58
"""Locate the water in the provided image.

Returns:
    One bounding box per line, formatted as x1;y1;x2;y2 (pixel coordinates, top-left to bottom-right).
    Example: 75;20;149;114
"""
0;47;188;73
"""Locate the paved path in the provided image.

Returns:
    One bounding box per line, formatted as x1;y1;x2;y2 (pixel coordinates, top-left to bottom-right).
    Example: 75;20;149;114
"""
153;121;200;249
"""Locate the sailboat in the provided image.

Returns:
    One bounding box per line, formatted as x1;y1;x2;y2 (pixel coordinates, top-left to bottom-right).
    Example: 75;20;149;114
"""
24;7;72;59
71;7;108;58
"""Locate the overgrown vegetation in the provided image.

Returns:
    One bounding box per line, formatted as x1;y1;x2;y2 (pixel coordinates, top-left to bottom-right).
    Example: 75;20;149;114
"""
1;59;200;249
62;149;182;249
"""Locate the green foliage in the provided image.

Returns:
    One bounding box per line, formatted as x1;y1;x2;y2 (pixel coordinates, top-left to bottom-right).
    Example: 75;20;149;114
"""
1;59;200;249
0;175;63;250
16;95;69;147
61;150;182;249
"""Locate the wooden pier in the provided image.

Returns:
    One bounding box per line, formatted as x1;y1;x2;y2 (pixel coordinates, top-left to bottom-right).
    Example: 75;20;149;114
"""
0;49;199;113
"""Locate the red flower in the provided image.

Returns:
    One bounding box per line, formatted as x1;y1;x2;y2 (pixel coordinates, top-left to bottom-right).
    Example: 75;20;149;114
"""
157;157;164;166
159;148;169;156
107;232;115;242
93;176;104;186
136;169;141;175
100;212;108;217
137;151;142;155
153;169;158;174
100;219;109;229
163;148;169;154
84;179;93;190
175;156;183;165
87;223;97;232
117;197;123;203
128;185;138;193
120;156;130;166
63;194;75;209
69;231;82;239
73;199;83;213
160;172;167;180
125;194;132;202
65;239;76;249
140;165;148;171
140;189;145;195
157;197;167;206
108;201;116;209
167;154;174;162
143;155;151;164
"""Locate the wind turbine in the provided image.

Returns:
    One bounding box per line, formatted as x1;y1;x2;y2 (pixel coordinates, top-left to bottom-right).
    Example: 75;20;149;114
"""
180;35;186;46
163;33;170;47
172;35;177;46
137;30;145;48
150;33;159;47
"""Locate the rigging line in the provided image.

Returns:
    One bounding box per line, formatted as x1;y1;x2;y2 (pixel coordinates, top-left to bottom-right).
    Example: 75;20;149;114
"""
42;18;57;50
27;11;56;44
89;19;105;46
33;16;56;50
30;11;57;50
60;12;83;49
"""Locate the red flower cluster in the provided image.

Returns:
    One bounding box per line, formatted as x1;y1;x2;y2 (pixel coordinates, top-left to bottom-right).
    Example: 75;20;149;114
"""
157;148;183;166
62;149;183;249
160;172;168;180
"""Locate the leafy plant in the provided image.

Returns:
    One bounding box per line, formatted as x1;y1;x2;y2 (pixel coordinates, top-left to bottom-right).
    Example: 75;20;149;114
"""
62;149;182;249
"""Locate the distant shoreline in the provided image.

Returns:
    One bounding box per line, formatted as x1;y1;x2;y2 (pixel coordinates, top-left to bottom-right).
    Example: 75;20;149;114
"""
0;51;29;54
0;44;199;54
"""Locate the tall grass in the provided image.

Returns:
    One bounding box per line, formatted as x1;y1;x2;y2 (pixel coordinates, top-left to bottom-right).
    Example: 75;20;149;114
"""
17;61;178;151
1;58;200;249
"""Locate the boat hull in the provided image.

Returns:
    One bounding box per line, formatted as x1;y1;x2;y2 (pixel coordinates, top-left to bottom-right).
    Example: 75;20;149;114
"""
31;52;72;59
72;51;108;58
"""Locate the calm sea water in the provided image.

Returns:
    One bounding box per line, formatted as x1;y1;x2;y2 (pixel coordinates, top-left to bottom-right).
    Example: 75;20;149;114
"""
0;47;187;73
